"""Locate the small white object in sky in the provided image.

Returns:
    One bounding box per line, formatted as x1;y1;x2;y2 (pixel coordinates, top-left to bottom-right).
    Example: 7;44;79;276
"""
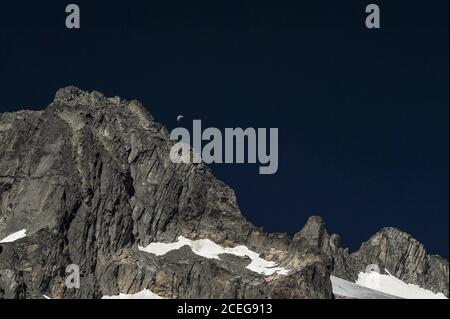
176;115;184;123
102;289;163;299
0;229;27;243
138;236;289;276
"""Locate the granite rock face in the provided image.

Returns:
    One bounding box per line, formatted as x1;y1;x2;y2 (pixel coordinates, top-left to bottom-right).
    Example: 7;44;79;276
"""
0;87;332;299
296;216;449;297
0;87;447;299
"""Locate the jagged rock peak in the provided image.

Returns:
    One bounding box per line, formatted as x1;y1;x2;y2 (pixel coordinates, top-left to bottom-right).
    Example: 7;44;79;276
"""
50;86;154;124
353;226;449;296
293;216;326;244
365;226;419;244
293;215;341;253
295;216;449;297
0;87;334;299
54;86;106;106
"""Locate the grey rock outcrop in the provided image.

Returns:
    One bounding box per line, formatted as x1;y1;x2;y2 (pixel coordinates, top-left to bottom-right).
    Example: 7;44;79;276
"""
351;228;449;296
295;216;449;297
0;87;332;299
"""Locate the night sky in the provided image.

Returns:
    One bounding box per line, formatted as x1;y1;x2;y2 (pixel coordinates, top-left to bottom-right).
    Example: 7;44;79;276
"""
0;1;448;257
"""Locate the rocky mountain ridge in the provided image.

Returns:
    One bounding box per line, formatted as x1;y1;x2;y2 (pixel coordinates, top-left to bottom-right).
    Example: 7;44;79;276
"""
295;216;449;296
0;87;447;299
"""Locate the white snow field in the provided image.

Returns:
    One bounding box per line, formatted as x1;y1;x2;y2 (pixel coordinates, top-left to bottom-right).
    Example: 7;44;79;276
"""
331;275;400;299
102;289;163;299
332;270;447;299
0;229;27;243
138;236;289;276
42;290;162;299
355;269;447;299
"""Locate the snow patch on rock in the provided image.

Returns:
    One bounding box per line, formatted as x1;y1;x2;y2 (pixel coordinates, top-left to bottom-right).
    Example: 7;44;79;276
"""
102;289;163;299
138;236;289;276
355;270;447;299
0;229;27;243
331;275;400;299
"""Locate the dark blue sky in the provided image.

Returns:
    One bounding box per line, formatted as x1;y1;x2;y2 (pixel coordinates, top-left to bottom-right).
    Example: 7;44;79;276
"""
0;1;448;257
